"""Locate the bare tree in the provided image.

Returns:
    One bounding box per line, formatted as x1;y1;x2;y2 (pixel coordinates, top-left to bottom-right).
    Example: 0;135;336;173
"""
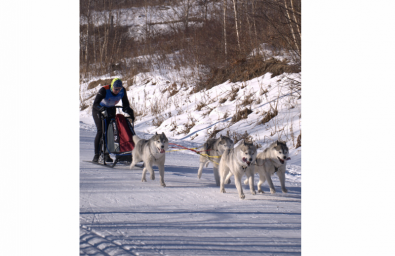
223;0;228;63
232;0;241;52
283;0;300;56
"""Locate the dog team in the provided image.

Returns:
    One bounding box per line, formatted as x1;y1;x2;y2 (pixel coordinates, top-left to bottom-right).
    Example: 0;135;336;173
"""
129;132;291;199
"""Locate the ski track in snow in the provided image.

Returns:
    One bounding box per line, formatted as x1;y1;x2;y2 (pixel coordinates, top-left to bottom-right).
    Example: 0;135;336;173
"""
80;126;301;255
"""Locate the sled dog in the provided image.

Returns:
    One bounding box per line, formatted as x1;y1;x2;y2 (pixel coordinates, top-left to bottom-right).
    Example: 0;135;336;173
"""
244;140;290;193
219;140;257;199
197;135;234;186
129;132;169;187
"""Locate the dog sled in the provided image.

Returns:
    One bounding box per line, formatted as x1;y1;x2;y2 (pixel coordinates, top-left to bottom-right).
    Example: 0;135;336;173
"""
88;106;141;168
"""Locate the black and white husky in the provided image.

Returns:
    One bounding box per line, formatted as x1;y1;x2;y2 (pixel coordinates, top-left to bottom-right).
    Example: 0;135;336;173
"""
197;135;234;186
219;140;257;199
244;140;290;193
129;132;169;187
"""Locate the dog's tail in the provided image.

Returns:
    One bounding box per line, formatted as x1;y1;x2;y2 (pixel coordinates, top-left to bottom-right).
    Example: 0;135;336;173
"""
132;135;141;145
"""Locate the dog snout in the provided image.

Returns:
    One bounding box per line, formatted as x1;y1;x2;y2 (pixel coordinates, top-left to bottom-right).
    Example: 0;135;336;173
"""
161;145;164;149
283;156;287;160
249;158;252;161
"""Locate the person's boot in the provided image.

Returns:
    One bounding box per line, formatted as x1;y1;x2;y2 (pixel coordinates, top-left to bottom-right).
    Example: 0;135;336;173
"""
104;153;113;163
92;154;100;162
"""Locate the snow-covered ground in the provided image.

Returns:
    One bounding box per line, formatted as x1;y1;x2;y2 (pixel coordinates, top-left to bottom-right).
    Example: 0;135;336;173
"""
79;2;302;254
80;39;302;255
80;125;301;255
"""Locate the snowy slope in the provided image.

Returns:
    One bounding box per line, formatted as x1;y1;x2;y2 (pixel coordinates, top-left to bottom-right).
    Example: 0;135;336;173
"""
80;70;301;162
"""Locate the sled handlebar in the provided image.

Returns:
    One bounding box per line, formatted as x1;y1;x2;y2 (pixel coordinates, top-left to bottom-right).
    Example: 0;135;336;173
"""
100;106;134;125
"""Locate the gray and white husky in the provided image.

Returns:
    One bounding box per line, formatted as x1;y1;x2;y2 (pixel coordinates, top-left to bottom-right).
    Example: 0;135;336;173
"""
129;132;169;187
197;135;234;186
219;140;257;199
244;140;290;194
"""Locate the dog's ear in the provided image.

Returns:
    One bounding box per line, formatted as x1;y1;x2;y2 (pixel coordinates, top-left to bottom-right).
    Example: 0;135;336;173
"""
220;134;223;139
156;132;158;135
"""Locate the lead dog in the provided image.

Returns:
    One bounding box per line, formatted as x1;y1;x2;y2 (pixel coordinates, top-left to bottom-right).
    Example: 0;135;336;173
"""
197;135;234;186
244;140;290;193
129;132;169;187
219;140;257;199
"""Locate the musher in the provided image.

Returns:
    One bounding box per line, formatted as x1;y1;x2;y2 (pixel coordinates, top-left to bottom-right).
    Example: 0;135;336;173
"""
92;78;135;162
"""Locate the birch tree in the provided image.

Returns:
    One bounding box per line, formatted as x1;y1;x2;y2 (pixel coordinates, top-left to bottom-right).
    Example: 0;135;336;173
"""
232;0;241;52
223;0;228;63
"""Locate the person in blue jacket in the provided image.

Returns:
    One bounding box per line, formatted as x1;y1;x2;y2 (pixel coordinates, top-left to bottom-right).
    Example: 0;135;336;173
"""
91;78;135;162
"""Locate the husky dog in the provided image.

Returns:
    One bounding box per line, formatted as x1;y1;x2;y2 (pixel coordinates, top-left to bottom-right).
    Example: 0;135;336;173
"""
219;140;257;199
129;132;169;187
244;140;290;194
197;135;234;186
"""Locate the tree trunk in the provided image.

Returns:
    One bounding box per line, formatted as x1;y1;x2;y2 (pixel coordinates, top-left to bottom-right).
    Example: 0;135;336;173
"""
85;0;92;73
245;0;253;56
283;0;300;57
185;0;191;34
232;0;241;53
223;0;227;63
290;0;301;39
252;0;259;56
205;0;208;23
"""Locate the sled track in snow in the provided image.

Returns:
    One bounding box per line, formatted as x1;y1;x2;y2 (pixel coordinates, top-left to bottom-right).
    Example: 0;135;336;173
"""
80;224;165;256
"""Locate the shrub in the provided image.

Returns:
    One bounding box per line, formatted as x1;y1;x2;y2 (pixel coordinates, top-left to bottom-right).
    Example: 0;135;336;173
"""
296;133;301;148
208;127;224;140
196;102;207;111
226;130;252;144
258;109;278;125
152;115;165;127
231;108;253;123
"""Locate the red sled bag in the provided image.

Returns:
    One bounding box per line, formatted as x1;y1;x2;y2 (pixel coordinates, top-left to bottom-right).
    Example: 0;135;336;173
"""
115;114;135;152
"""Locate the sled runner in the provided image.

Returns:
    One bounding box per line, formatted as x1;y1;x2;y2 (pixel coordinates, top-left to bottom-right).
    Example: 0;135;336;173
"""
96;106;140;168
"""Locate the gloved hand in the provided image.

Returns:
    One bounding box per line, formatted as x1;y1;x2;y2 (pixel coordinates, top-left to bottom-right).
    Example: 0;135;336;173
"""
123;107;135;122
98;106;106;112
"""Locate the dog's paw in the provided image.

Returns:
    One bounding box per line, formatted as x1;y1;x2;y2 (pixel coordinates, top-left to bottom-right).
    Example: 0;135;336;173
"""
141;178;147;182
150;174;155;180
161;182;166;187
240;194;245;199
282;188;288;193
258;189;264;194
251;190;256;195
220;188;226;193
270;188;276;194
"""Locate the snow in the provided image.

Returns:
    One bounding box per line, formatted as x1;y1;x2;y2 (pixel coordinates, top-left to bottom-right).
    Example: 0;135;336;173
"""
3;1;395;255
79;2;304;254
79;30;302;255
80;70;302;157
80;126;301;255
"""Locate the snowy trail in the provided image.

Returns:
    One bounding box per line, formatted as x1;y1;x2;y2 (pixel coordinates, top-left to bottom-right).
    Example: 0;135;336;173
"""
80;127;301;255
